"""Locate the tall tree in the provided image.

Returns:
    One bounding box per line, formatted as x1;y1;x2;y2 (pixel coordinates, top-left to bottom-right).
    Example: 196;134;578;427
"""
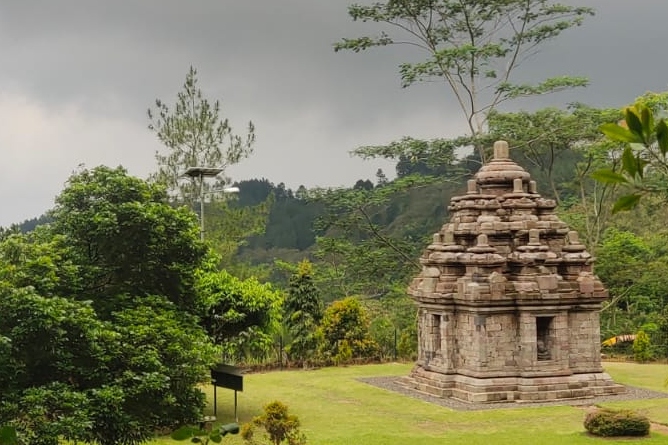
284;260;323;365
336;0;593;161
48;166;208;316
148;66;255;205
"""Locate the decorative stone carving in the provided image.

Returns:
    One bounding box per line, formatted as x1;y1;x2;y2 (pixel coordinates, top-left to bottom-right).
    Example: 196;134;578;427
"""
403;141;624;403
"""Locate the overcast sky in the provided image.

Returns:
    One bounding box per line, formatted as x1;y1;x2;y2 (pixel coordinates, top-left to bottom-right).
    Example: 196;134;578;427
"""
0;0;666;226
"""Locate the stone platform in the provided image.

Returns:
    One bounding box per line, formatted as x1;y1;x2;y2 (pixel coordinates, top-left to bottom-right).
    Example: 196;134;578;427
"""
402;365;624;403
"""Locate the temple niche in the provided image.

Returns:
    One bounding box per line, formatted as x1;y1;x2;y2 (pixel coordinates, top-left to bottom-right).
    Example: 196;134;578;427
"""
403;141;624;403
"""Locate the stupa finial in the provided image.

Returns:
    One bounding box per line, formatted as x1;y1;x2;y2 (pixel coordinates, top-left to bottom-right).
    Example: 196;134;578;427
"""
493;140;509;160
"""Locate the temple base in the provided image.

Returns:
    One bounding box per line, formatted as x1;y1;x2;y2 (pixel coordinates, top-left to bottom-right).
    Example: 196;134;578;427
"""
401;365;625;403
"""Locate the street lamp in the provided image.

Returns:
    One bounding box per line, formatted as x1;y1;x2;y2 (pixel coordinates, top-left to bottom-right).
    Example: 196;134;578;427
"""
183;167;238;240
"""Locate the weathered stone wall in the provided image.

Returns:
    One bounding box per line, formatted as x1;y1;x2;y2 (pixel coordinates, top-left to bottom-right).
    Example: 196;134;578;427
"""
452;312;520;375
568;311;604;373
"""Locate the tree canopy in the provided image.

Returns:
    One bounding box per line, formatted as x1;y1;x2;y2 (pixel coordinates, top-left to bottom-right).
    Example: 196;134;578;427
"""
148;66;255;204
336;0;593;159
49;165;208;316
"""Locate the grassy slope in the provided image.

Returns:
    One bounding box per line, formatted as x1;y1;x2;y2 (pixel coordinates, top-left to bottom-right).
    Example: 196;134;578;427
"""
154;362;668;445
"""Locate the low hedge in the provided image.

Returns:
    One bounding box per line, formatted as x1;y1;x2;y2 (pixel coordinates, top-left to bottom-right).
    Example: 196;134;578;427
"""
584;408;650;437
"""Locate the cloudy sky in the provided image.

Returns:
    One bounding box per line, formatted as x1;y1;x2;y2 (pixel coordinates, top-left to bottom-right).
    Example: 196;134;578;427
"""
0;0;666;226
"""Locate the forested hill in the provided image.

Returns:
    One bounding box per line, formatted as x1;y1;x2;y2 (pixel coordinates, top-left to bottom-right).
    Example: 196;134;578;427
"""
233;142;583;268
9;146;579;262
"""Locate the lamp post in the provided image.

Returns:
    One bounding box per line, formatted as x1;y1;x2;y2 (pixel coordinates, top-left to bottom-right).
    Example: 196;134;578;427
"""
183;167;239;240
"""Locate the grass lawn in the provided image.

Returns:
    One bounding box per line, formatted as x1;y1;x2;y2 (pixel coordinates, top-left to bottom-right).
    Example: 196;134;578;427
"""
152;362;668;445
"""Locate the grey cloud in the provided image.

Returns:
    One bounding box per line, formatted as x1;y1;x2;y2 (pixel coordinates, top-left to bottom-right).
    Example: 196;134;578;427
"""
0;0;667;226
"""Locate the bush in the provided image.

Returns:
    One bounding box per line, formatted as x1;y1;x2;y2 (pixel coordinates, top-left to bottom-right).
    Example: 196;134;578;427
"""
584;409;650;437
317;297;379;363
241;401;306;445
633;330;653;362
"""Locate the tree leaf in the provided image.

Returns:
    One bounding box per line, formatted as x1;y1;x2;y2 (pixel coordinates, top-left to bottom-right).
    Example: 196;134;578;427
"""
621;146;638;177
641;105;654;139
656;120;668;155
590;169;629;184
612;194;642;214
624;107;645;141
600;123;643;143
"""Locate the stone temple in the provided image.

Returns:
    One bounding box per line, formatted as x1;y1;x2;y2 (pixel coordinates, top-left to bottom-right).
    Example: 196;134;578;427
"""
404;141;624;403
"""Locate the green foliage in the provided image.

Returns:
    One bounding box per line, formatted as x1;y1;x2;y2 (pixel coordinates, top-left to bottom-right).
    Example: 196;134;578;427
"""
148;66;255;204
352;136;462;173
0;165;230;445
0;229;79;298
0;286;219;445
312;176;440;300
241;401;306;445
368;317;395;359
206;196;272;269
363;288;417;360
487;105;621;204
110;303;220;430
198;269;282;363
632;330;652;363
583;409;650;437
595;227;668;339
318;297;379;363
49;165;208;315
236;180;325;277
595;229;651;294
0;426;18;445
594;96;668;212
397;325;418;360
252;182;324;251
284;260;323;365
336;0;593;157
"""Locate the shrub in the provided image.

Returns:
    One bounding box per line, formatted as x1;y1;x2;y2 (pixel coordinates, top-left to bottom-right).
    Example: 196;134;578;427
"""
397;324;418;360
334;340;353;365
633;330;653;362
241;401;306;445
317;297;379;363
584;409;650;437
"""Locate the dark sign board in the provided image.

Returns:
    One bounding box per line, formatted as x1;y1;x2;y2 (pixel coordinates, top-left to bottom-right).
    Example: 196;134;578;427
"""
211;364;243;392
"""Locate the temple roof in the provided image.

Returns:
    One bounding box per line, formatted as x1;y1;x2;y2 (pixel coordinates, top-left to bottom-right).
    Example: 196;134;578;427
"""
409;140;607;305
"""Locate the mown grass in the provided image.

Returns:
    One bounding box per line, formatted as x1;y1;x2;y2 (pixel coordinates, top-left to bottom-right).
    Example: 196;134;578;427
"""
152;362;668;445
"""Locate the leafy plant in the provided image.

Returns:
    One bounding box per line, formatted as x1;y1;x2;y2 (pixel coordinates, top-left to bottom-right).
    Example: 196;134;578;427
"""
584;409;650;437
198;269;282;363
284;260;323;366
318;297;379;363
632;330;652;363
48;165;208;316
593;100;668;212
241;401;306;445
